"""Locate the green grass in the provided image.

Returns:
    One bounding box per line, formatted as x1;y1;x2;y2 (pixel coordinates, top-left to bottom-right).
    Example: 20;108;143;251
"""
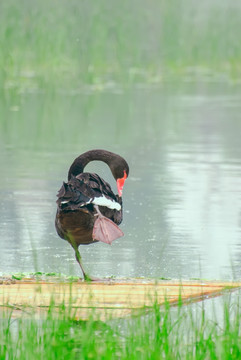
0;0;241;95
1;1;241;151
0;295;241;359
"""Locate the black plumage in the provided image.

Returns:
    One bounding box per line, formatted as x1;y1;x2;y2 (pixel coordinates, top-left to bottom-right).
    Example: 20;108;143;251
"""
55;149;129;281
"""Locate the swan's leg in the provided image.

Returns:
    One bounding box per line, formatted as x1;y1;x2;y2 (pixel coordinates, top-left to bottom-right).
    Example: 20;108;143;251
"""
73;244;101;281
67;233;91;281
74;247;88;280
94;205;103;217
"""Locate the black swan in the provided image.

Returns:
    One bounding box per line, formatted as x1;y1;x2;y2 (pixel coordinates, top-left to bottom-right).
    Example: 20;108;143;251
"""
55;149;129;280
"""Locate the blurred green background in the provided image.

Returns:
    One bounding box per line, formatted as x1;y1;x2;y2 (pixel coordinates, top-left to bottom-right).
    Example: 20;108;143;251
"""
1;0;240;92
1;0;241;149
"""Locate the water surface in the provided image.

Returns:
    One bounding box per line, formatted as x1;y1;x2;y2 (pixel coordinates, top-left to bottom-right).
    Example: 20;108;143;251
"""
0;83;240;280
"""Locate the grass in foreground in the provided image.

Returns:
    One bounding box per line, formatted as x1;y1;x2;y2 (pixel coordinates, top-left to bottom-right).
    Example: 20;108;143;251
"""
0;295;241;359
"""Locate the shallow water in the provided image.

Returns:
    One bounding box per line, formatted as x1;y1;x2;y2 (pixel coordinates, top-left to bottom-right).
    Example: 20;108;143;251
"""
0;83;241;280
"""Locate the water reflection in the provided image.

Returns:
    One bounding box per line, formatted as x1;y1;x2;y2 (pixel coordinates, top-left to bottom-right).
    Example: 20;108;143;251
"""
166;145;241;279
0;84;240;280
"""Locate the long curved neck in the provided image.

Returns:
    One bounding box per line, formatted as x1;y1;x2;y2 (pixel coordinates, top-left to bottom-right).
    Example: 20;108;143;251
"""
68;149;119;180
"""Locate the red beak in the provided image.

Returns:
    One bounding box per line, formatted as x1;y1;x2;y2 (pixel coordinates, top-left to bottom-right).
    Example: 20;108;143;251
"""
116;170;127;197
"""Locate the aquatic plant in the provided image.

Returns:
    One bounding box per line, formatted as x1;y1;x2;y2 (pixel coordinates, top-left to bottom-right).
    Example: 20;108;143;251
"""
0;294;240;359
